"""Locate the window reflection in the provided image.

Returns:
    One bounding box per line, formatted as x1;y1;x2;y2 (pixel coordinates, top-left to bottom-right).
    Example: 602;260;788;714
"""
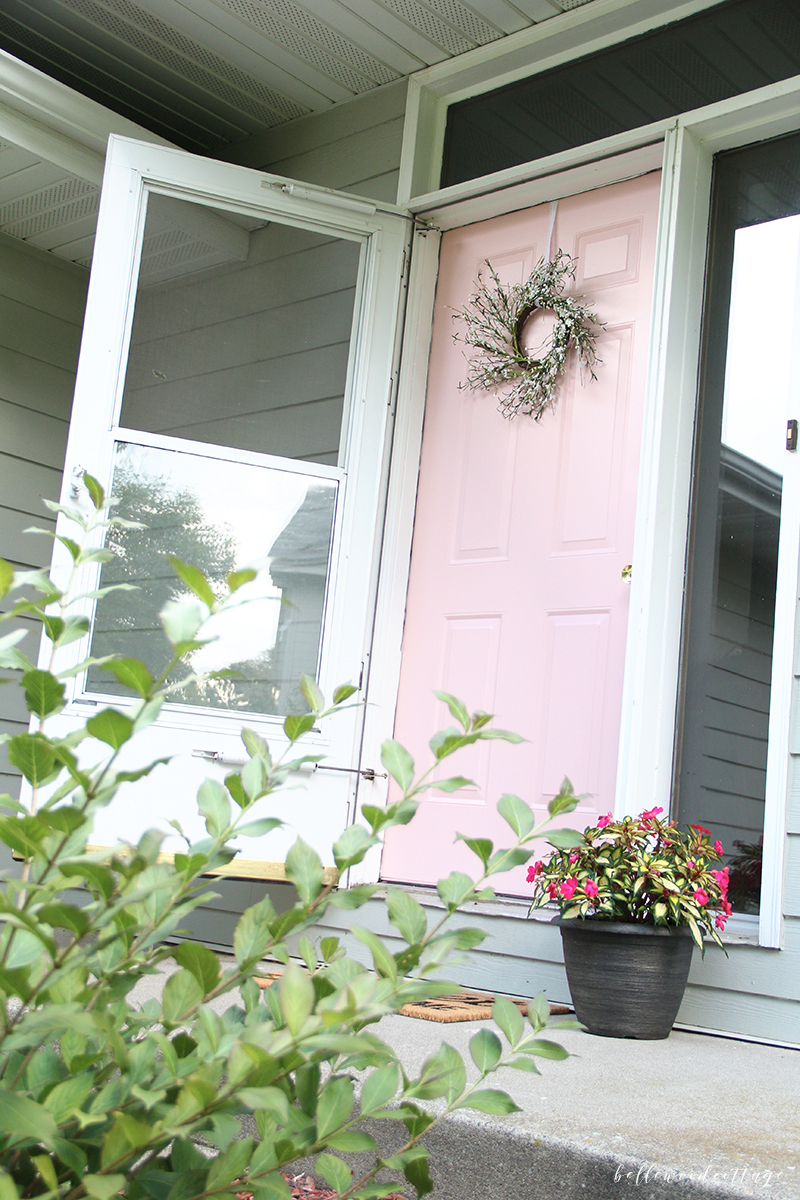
86;442;337;716
678;205;800;914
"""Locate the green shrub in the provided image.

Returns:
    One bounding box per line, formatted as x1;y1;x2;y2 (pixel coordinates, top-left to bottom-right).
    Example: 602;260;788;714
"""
0;476;579;1200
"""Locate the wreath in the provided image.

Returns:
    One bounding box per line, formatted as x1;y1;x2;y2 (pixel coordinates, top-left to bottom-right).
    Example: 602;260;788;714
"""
453;251;602;420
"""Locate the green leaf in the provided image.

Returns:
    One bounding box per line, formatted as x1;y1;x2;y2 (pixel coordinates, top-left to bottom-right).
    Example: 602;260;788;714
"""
547;828;585;850
333;823;374;871
236;817;283;838
36;902;89;936
325;1131;377;1153
283;713;315;742
516;1037;570;1060
353;927;397;980
241;754;270;802
249;1178;292;1200
549;779;580;816
86;709;134;750
160;599;204;646
456;1089;521;1115
0;628;29;669
386;887;426;944
197;778;231;838
285;838;324;905
332;683;357;705
469;1028;502;1073
22;670;65;720
436;872;475;911
241;727;271;763
327;884;378;909
279;961;314;1035
380;739;414;791
206;1138;254;1190
83;472;105;509
434;690;470;730
227;568;257;593
315;1154;352;1195
101;658;153;696
7;735;57;787
404;1153;434;1199
433;776;474;793
492;996;524;1046
174;942;220;994
169;557;215;608
360;1064;399;1115
316;1075;354;1139
497;793;534;837
0;1092;58;1150
0;558;14;599
455;835;492;867
234;895;277;968
161;968;203;1024
84;1176;126;1200
299;675;324;712
411;1044;465;1102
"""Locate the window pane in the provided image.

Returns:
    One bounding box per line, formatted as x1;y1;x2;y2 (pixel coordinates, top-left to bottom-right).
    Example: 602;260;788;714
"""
677;133;800;913
118;192;361;467
86;442;337;716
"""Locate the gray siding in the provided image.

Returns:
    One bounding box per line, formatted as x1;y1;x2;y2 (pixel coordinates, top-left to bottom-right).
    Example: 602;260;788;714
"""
222;81;407;204
0;232;87;797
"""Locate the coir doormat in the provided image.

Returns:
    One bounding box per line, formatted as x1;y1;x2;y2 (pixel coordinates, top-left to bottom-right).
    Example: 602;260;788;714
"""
254;974;570;1023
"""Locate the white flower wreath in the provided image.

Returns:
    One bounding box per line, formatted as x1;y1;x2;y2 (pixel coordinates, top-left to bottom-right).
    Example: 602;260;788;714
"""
453;251;602;420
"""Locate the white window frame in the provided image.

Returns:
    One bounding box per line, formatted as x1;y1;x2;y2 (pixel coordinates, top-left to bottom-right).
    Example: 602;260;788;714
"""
366;60;800;934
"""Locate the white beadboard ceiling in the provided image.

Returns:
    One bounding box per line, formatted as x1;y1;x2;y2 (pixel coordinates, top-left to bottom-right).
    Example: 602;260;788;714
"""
0;0;597;268
0;0;596;153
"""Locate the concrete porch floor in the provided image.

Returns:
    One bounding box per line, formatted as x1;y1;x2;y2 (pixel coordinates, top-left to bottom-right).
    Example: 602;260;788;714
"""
129;958;799;1200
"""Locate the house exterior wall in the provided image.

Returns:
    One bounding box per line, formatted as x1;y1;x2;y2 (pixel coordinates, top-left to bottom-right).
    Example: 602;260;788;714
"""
0;231;87;798
223;80;407;206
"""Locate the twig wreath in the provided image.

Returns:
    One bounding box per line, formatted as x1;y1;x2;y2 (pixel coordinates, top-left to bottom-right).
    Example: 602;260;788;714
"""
453;250;603;420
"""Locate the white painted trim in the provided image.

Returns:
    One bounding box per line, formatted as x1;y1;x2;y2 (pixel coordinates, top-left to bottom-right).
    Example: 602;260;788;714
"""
397;0;732;203
0;48;169;181
350;224;442;886
615;123;711;819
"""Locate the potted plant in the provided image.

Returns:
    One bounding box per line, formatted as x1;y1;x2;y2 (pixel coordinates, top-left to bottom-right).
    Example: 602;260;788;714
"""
527;798;732;1039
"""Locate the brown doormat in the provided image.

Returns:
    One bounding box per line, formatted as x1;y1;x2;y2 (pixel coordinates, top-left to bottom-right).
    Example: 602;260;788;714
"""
254;974;570;1023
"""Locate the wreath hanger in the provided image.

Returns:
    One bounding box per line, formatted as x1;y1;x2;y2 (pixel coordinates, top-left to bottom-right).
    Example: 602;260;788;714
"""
454;200;602;421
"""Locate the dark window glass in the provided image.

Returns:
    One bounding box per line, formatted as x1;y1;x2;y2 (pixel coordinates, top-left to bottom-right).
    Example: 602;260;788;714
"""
442;0;800;188
676;131;800;913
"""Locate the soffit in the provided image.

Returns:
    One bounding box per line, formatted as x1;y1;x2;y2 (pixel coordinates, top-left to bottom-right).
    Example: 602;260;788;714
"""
0;0;598;155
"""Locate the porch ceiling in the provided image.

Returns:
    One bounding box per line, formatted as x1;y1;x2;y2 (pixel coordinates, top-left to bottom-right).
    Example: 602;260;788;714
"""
0;0;597;156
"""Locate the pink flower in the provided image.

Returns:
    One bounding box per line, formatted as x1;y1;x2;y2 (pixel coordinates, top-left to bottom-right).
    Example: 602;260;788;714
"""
642;806;663;820
584;879;599;898
715;913;727;931
568;851;579;863
597;813;613;829
714;840;724;855
526;861;543;883
547;883;559;901
693;888;709;906
560;877;578;900
690;824;711;835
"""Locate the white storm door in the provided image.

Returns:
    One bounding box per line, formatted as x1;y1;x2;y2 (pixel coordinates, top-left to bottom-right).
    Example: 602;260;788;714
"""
45;135;409;877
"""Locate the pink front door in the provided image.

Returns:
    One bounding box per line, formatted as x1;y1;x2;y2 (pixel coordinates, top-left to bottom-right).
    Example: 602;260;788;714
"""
381;172;662;894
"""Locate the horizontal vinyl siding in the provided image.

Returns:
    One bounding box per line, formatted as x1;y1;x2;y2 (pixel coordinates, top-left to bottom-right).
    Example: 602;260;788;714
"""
0;232;87;799
222;81;407;204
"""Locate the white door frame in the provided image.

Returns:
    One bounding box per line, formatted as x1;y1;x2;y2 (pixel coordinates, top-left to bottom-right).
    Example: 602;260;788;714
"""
365;76;800;942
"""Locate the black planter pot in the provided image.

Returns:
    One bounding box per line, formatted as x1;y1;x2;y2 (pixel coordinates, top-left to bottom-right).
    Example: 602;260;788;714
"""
558;919;694;1040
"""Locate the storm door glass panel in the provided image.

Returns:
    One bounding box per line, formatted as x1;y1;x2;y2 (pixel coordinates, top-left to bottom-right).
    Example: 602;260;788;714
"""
677;133;800;913
118;192;362;466
85;442;337;717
